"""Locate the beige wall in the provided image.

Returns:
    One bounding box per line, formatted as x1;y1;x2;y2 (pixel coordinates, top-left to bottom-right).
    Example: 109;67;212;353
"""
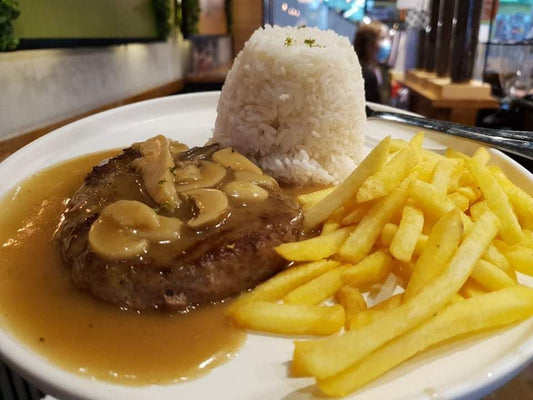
0;35;190;141
232;0;263;56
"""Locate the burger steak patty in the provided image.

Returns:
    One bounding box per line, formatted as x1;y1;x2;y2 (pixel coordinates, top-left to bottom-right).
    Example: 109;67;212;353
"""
58;144;303;310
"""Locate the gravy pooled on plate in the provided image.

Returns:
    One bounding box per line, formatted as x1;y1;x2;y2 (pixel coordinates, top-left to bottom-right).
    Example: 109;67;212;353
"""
0;151;245;384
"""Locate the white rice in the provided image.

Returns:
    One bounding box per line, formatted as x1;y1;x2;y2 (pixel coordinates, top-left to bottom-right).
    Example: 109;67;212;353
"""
213;25;366;185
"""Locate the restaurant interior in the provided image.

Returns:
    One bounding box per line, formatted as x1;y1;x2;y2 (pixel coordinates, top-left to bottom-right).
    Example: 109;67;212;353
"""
0;1;532;399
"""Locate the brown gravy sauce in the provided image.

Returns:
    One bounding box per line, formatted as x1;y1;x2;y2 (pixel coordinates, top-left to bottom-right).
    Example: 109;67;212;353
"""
0;151;246;385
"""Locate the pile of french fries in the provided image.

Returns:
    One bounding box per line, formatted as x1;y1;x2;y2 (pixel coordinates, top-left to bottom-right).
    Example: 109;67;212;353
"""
226;133;533;397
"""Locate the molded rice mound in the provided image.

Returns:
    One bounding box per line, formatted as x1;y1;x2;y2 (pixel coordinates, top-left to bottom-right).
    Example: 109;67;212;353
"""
213;25;366;185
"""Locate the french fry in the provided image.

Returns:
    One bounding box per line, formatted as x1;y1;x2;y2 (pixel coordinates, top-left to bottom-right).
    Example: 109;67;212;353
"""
303;137;391;231
228;135;533;397
389;205;424;262
446;147;490;165
466;157;522;244
457;185;481;202
453;213;516;281
291;340;314;377
335;286;367;329
423;151;448;166
460;171;478;189
231;302;344;335
490;166;533;230
446;158;466;193
522;230;533;247
459;279;488;298
410;159;437;183
380;223;428;257
227;260;340;315
445;147;470;160
403;209;463;302
297;187;335;210
504;246;533;276
341;202;373;226
339;189;406;263
431;159;455;193
449;192;470;212
470;201;491;221
389;138;408;152
407;179;456;220
321;207;348;235
356;146;420;203
317;285;533;397
470;259;516;291
483;242;517;281
409;131;425;150
472;147;491;164
341;250;393;287
294;211;499;379
380;223;398;245
349;293;402;329
284;265;350;305
276;227;353;261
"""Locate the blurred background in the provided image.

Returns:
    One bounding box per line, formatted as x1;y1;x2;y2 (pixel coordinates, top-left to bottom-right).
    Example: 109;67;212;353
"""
0;1;532;397
1;0;532;163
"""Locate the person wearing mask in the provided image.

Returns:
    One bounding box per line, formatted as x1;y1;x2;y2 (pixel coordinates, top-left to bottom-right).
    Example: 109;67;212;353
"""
354;21;390;104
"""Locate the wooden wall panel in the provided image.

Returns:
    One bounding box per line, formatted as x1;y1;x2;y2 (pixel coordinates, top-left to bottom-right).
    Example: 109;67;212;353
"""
231;0;263;56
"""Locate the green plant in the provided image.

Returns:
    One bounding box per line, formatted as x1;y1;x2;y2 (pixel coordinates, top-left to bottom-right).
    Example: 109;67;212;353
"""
182;0;200;36
0;0;20;51
175;0;182;30
152;0;172;39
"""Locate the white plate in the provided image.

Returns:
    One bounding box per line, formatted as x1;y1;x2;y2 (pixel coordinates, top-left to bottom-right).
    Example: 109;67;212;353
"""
0;92;532;400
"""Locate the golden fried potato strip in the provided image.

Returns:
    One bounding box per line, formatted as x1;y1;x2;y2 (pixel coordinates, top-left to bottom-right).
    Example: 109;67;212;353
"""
303;137;391;231
283;264;350;305
231;302;344;336
339;188;406;263
357;146;420;203
227;260;340;315
294;211;499;380
403;209;463;302
317;285;533;397
466;157;522;244
275;227;353;261
335;286;367;330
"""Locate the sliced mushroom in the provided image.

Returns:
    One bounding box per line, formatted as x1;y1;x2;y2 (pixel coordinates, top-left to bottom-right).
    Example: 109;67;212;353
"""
175;143;220;162
131;135;181;209
89;200;185;259
175;161;227;192
185;188;229;228
212;147;263;175
89;218;148;260
173;162;201;184
169;141;189;155
223;181;269;202
101;200;160;230
138;215;183;241
233;170;278;188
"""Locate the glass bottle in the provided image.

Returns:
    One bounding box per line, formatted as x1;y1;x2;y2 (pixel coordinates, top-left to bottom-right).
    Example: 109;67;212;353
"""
424;0;441;73
435;0;455;77
450;0;484;83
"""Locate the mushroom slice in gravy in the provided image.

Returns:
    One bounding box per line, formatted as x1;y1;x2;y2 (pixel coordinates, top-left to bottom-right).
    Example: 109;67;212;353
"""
184;188;229;228
212;147;263;175
132;135;181;209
